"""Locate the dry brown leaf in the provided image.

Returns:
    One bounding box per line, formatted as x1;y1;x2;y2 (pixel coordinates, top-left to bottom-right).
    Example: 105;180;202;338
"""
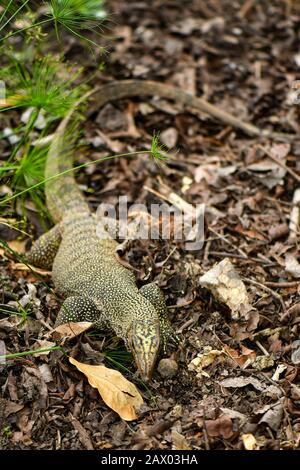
291;340;300;365
188;349;224;377
32;340;57;356
242;433;259;450
223;344;256;367
2;399;24;418
234;225;268;241
199;258;252;320
220;407;248;426
205;414;233;438
69;357;143;421
0;240;26;260
285;254;300;278
7;239;27;253
12;262;51;276
247;143;289;189
219;376;265;391
52;322;93;342
171;429;191;450
256;401;284;430
70;414;94;450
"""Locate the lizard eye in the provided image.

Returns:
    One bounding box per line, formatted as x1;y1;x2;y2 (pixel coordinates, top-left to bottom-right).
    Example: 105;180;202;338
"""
129;319;160;380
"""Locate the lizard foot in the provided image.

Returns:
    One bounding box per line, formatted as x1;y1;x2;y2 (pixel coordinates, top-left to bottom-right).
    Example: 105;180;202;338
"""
27;223;62;270
54;295;102;327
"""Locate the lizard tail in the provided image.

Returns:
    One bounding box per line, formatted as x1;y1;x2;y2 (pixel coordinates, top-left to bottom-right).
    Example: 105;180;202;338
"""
45;78;279;222
45;90;94;222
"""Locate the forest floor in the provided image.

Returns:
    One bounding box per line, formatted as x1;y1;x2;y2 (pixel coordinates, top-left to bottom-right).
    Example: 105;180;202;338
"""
1;0;300;450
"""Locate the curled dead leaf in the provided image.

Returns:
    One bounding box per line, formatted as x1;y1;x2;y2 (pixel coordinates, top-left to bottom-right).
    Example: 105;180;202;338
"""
188;349;224;377
52;321;93;342
7;239;27;253
12;262;51;276
171;429;191;450
223;344;256;367
199;258;252;320
205;414;233;439
219;376;265;391
69;357;143;421
285;254;300;278
32;340;57;356
256;401;284;431
242;433;259;450
2;399;24;418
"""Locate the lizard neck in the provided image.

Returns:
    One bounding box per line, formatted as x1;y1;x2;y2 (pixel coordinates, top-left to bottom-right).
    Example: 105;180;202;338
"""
94;292;159;338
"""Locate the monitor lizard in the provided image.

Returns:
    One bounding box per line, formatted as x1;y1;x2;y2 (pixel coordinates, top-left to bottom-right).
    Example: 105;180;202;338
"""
26;79;279;379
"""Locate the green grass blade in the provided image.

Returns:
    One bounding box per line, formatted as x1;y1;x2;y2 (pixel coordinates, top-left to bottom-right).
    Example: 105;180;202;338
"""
0;150;152;206
0;0;30;32
0;346;62;361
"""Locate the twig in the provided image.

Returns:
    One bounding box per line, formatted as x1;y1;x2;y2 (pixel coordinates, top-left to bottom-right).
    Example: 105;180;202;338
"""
279;303;300;323
258;144;300;184
209;250;277;266
202;408;210;451
265;280;300;288
208;227;248;258
238;0;256;18
243;278;286;312
255;340;269;356
176;317;197;334
156;247;177;267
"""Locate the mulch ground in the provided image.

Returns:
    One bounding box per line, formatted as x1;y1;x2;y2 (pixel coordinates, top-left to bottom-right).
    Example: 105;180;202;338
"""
1;0;300;450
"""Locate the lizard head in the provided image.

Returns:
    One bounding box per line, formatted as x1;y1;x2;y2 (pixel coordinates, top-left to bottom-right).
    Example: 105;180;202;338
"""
128;319;161;380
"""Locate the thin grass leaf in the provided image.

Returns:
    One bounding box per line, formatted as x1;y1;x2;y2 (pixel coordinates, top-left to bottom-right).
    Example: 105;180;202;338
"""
0;0;30;32
48;0;106;45
0;57;86;117
49;0;106;30
0;0;14;26
0;346;62;361
150;131;169;166
0;149;152;206
12;145;48;189
0;129;169;208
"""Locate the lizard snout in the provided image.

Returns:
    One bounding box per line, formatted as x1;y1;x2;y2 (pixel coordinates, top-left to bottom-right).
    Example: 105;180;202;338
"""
128;319;161;380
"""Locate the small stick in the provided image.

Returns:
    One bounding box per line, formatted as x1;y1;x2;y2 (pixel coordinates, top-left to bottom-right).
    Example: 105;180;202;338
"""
208;227;248;258
255;340;269;356
202;409;210;451
258;144;300;184
209;250;277;266
265;280;300;288
243;278;286;312
238;0;256;18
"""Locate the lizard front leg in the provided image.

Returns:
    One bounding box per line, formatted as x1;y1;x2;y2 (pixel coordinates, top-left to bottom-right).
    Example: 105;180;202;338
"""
27;223;62;270
139;283;179;350
54;295;106;328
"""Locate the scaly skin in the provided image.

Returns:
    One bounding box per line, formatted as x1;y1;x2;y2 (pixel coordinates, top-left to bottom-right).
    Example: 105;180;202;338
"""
28;205;177;379
27;79;266;378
